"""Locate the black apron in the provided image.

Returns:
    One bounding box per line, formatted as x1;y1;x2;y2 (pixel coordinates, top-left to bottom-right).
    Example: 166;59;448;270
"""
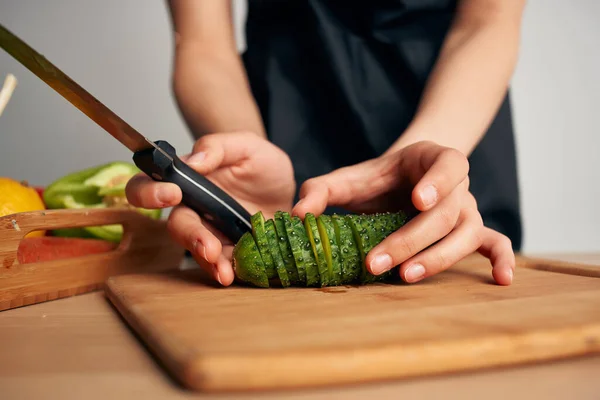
242;0;523;251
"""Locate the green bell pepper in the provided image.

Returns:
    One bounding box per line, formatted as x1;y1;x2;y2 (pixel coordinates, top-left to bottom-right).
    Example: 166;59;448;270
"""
43;161;162;242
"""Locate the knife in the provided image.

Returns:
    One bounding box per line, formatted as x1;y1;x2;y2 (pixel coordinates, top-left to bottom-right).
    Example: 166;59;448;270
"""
0;23;252;243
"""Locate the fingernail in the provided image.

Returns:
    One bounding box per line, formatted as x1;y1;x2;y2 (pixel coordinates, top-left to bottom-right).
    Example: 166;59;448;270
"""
370;253;393;275
214;265;223;285
187;151;206;166
192;240;208;261
157;187;176;205
420;185;438;207
508;268;514;282
292;200;304;217
200;243;208;261
404;263;426;283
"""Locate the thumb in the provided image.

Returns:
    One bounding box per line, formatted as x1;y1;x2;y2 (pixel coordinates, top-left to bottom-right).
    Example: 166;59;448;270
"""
292;160;379;217
184;132;257;175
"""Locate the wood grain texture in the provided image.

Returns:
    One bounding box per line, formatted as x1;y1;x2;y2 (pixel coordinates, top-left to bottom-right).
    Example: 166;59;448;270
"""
104;254;600;392
0;208;184;311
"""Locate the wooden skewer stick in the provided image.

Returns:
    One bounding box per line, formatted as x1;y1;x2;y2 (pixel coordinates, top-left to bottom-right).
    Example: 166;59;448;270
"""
0;73;17;117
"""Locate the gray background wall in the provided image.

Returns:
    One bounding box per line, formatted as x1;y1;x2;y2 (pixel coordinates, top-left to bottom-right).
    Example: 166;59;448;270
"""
0;1;598;254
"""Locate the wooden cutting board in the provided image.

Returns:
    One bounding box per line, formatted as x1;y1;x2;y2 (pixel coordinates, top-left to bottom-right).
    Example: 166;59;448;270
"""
104;254;600;393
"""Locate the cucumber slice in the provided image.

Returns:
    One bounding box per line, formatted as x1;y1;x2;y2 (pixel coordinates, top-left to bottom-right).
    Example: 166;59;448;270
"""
282;212;307;284
232;232;269;288
304;213;330;287
251;211;277;279
332;214;361;284
347;214;368;282
265;219;291;287
317;215;343;286
274;212;300;285
291;216;320;287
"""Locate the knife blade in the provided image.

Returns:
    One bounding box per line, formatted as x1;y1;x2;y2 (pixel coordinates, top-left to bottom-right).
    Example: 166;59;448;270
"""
0;23;252;243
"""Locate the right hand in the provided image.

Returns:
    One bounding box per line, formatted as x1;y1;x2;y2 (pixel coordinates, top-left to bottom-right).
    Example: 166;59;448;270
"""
125;132;296;286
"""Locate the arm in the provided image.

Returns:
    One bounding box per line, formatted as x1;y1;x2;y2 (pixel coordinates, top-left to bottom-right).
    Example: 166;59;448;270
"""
167;0;266;139
384;0;527;157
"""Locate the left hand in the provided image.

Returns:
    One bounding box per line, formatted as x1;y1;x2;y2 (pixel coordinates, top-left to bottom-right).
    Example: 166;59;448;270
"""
292;140;515;285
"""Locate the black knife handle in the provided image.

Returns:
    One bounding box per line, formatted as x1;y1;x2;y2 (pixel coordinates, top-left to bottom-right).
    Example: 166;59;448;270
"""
132;140;252;243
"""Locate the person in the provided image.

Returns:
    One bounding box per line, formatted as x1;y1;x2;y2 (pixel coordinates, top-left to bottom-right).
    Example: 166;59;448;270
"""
126;0;526;287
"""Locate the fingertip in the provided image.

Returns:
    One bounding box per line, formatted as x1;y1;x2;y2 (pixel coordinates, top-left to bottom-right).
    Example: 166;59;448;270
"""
293;193;329;218
207;238;224;264
366;251;394;276
296;178;330;215
291;199;309;218
195;231;223;265
191;136;226;173
399;262;427;283
216;254;235;286
218;265;235;286
412;183;439;211
126;174;181;209
493;266;513;286
157;182;183;207
125;173;151;206
186;151;207;169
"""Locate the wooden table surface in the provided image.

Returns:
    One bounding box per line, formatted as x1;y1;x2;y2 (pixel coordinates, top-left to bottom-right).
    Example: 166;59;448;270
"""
1;253;599;400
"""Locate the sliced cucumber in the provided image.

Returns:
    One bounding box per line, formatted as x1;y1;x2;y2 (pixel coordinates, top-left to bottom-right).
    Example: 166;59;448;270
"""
274;211;300;285
282;212;307;285
291;216;320;287
332;214;361;284
265;219;291;287
348;212;408;283
232;232;269;288
304;213;330;287
233;210;410;288
362;213;394;283
251;211;277;279
317;214;343;286
347;214;369;282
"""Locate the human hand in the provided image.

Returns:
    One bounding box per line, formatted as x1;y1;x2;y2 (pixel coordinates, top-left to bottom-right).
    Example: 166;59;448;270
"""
125;132;296;286
292;140;515;285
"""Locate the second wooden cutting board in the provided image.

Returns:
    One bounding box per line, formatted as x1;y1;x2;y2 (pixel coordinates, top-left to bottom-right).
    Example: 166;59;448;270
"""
104;254;600;392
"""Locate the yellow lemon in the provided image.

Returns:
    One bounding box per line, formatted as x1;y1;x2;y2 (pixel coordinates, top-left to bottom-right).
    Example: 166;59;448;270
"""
0;177;46;237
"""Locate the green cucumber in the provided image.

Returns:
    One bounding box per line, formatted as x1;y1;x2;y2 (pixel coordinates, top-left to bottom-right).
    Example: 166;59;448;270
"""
304;213;329;287
362;213;395;283
232;232;269;288
251;211;277;279
274;212;300;285
233;210;410;288
317;215;343;286
282;212;307;285
346;214;368;282
292;216;320;287
348;212;408;283
332;214;361;284
265;219;291;287
374;211;408;282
